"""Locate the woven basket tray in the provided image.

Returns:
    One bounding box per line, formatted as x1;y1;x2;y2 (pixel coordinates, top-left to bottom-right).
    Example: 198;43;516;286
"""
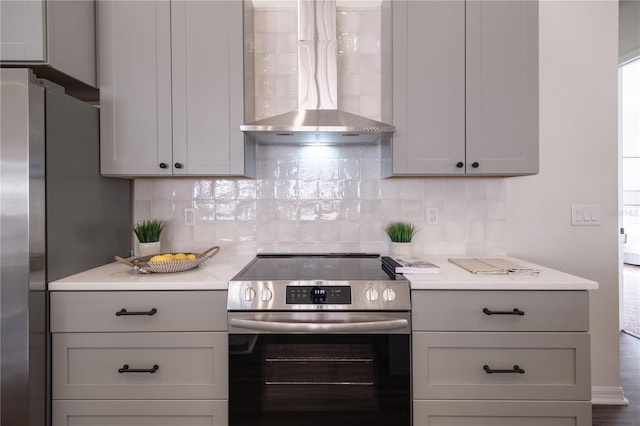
115;246;220;274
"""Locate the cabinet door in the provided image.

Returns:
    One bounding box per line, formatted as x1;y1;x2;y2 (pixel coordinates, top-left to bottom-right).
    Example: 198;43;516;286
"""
52;400;227;426
387;0;465;176
414;400;591;426
99;0;173;176
52;332;228;400
0;0;45;61
50;291;228;333
465;0;539;175
171;0;248;176
411;290;590;332
412;332;591;400
1;1;96;86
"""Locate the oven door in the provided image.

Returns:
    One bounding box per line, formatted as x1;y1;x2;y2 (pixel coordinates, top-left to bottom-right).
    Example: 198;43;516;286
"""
228;312;411;426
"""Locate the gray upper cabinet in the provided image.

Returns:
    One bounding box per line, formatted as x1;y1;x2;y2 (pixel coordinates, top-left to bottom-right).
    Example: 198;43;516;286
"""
0;0;96;90
465;0;539;176
384;0;538;177
99;0;255;177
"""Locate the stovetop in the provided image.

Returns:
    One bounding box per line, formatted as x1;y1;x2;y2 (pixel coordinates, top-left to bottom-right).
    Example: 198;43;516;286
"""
227;253;410;312
231;253;402;282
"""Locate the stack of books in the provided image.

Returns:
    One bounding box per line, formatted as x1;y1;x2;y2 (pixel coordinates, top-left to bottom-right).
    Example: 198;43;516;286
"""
382;256;440;274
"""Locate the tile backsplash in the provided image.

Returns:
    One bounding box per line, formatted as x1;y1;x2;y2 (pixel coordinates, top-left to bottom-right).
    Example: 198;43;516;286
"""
253;1;382;120
133;146;507;258
132;1;508;258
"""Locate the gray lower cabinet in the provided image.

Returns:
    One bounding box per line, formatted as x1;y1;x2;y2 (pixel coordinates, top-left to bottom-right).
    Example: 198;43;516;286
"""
51;290;228;426
52;400;227;426
411;290;591;426
414;401;592;426
50;290;227;332
412;290;589;332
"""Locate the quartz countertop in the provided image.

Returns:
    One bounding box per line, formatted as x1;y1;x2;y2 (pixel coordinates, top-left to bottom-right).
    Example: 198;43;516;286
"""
48;255;255;291
48;254;598;292
406;256;598;290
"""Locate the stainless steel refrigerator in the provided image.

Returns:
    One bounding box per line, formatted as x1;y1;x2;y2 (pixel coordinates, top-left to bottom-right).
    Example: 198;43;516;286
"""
0;69;132;426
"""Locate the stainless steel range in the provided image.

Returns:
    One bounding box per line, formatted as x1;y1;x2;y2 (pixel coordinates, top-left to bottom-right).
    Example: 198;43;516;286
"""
227;253;411;426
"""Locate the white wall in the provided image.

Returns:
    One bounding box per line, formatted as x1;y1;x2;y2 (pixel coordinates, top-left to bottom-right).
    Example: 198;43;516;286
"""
507;0;621;403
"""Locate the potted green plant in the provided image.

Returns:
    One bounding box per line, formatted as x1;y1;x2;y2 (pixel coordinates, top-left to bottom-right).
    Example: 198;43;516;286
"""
133;219;165;257
384;221;416;258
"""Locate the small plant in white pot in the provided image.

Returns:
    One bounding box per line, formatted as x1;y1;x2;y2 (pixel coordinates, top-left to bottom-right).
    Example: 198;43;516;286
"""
133;219;165;257
385;221;416;258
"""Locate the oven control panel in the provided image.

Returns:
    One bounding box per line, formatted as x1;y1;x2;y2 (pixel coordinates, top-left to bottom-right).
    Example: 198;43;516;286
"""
228;281;411;311
286;286;351;305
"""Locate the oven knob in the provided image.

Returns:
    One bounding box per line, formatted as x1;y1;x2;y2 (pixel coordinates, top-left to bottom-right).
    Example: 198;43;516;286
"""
382;287;396;302
261;287;273;302
244;287;256;302
365;287;379;302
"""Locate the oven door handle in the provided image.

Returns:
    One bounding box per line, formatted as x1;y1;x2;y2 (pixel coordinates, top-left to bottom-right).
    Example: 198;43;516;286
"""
229;318;409;333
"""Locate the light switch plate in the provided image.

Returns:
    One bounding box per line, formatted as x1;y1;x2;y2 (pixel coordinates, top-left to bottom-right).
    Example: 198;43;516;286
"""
571;204;601;226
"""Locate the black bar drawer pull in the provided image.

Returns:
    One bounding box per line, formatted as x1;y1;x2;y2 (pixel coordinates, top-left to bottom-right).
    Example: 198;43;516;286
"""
118;364;159;374
482;308;525;316
115;308;157;316
483;364;525;374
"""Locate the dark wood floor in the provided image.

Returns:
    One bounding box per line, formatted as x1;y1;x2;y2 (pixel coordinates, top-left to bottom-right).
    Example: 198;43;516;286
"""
592;332;640;425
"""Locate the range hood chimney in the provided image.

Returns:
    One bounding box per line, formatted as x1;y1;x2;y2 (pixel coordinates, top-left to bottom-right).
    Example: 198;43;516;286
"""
241;0;395;144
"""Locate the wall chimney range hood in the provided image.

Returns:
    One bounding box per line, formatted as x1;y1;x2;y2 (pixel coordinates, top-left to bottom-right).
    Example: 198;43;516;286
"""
241;0;395;144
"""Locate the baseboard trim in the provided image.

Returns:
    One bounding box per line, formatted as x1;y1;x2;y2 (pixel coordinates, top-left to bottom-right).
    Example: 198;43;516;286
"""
592;386;629;405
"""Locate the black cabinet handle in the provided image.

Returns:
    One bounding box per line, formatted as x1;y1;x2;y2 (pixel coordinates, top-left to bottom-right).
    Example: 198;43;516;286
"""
483;364;525;374
456;162;464;168
483;308;525;316
174;162;183;169
115;308;158;316
159;162;168;169
118;364;159;374
471;162;480;168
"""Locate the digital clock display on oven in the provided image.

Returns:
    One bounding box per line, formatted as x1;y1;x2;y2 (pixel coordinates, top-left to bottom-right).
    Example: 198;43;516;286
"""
285;286;351;304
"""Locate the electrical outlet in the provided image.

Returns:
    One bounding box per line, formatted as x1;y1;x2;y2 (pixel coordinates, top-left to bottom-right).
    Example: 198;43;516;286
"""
184;208;196;226
426;207;439;226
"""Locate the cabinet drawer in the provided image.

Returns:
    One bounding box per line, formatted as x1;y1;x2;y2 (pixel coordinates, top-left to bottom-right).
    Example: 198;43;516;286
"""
52;332;227;399
412;291;589;332
50;291;227;332
414;400;591;426
412;332;590;400
52;400;227;426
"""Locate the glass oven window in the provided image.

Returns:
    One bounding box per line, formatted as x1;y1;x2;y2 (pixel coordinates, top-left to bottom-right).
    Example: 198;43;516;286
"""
229;334;410;426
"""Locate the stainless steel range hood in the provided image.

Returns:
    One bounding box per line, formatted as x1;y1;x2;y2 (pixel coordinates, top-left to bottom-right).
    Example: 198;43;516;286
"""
242;109;395;144
241;0;395;144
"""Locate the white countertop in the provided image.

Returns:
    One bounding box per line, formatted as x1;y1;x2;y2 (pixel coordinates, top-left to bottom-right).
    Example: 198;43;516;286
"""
406;256;598;290
48;255;255;291
49;254;598;292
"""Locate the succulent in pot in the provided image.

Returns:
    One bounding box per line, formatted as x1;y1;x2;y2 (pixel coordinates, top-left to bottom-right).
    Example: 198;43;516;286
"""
385;221;416;258
134;219;165;243
133;219;165;256
384;221;416;243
